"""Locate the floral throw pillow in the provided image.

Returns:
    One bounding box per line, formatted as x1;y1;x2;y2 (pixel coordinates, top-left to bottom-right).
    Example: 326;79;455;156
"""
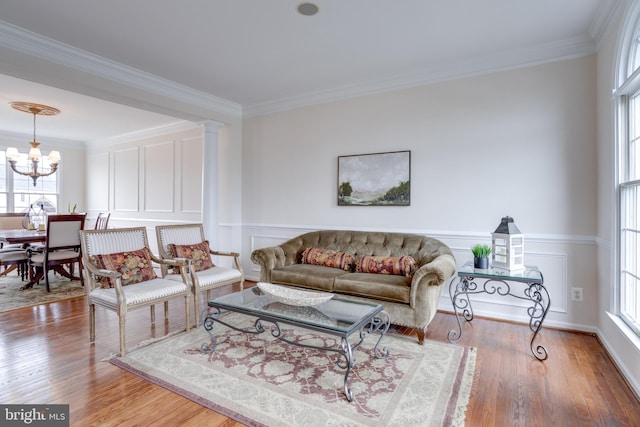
355;255;417;277
167;241;214;272
300;247;355;272
92;248;158;288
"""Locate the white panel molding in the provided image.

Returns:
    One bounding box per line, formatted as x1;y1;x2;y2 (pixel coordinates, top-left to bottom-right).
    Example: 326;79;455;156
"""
248;233;293;275
86;151;110;211
110;217;195;226
524;251;569;313
595;235;613;250
179;135;203;214
143;140;175;213
242;223;598;246
439;298;599;334
447;245;568;314
244;224;595;331
113;147;139;212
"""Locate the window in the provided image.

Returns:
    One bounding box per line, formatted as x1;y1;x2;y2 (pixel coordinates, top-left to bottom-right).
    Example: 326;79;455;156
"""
617;8;640;337
0;150;59;214
619;94;640;335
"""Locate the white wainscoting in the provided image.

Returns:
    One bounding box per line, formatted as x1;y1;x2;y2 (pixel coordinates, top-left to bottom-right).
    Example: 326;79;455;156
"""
113;147;140;212
242;225;599;332
86;151;110;212
85;126;204;225
143;141;175;213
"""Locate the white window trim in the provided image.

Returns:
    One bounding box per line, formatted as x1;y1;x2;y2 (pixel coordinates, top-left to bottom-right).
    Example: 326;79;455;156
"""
614;1;640;338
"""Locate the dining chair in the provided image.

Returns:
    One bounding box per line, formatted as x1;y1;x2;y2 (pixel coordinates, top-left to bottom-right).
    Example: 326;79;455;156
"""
0;247;29;280
27;213;87;292
80;226;191;356
0;212;30;251
156;223;244;325
94;212;110;230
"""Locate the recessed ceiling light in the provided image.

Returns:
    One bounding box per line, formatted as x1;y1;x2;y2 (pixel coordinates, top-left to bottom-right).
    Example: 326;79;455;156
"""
297;2;319;16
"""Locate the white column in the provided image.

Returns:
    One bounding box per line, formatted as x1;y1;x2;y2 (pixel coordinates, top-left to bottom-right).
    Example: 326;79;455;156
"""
201;120;223;244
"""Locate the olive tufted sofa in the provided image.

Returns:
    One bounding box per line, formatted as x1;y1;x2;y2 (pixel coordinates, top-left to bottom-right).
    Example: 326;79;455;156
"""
250;230;456;344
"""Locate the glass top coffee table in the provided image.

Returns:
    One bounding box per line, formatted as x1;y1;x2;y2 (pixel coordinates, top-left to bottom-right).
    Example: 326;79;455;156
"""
201;285;390;401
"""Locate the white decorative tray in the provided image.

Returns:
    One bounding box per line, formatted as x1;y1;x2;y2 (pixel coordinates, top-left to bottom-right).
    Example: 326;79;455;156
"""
257;282;333;307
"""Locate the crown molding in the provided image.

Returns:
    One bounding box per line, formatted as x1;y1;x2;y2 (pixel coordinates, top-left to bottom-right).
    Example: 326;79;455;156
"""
0;18;606;121
0;21;242;119
86;120;198;147
589;0;624;46
244;35;597;117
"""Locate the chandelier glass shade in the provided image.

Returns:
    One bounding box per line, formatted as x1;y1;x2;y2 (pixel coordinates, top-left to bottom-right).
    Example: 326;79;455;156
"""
7;102;61;186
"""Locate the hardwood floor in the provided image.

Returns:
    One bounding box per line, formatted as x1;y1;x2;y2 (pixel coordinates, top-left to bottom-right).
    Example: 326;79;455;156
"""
1;281;638;426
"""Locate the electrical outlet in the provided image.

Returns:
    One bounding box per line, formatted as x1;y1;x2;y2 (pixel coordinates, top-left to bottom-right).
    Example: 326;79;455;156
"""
571;287;583;302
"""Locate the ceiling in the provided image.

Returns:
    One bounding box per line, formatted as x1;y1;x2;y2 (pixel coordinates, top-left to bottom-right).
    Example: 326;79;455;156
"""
0;0;619;143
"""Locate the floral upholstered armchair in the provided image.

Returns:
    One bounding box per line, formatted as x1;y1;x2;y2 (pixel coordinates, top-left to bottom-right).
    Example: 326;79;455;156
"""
156;223;244;325
80;226;191;356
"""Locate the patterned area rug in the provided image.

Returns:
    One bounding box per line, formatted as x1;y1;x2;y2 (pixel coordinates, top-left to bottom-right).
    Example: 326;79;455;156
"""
0;274;85;312
111;312;476;427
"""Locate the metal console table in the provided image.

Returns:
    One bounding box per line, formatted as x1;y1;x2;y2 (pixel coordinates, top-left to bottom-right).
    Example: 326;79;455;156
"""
448;261;550;360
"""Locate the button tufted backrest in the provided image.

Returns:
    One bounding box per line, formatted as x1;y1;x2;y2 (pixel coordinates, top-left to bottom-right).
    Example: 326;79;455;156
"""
279;230;451;267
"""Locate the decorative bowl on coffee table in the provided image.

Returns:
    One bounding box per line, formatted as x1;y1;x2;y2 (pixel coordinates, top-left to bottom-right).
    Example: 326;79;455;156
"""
257;282;334;307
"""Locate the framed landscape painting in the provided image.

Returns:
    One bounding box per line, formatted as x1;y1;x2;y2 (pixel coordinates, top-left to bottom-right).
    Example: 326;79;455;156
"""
338;150;411;206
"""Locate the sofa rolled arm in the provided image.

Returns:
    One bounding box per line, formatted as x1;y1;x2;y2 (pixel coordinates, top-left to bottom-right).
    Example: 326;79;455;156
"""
410;253;456;305
251;246;286;282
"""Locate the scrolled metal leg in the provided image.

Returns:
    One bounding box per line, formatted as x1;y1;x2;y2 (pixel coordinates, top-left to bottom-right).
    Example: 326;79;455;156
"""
200;306;221;354
339;337;355;401
449;277;473;343
358;311;390;359
274;326;355;401
525;283;550;361
200;308;270;356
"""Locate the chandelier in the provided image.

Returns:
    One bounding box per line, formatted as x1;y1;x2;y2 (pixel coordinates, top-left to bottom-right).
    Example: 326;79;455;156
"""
7;102;61;186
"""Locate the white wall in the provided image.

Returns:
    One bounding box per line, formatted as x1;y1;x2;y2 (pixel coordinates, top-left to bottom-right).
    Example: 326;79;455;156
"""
243;56;599;333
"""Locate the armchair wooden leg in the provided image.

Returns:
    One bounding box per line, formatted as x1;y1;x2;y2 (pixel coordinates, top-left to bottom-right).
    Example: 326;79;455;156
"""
415;327;426;345
119;314;126;356
150;305;155;323
193;293;200;327
164;301;169;320
185;296;190;332
89;304;96;342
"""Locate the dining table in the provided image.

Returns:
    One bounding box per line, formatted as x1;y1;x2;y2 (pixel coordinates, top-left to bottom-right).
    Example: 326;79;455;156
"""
0;228;78;289
0;228;47;245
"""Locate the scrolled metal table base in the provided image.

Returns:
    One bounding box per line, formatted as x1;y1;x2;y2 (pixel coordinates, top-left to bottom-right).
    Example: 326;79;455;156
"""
201;307;390;402
448;274;550;361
